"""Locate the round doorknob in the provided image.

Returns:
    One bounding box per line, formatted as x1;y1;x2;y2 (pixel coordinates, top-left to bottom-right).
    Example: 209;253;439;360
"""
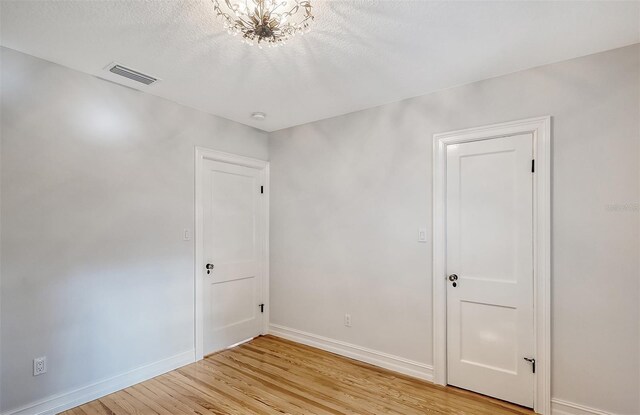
448;274;458;281
206;264;214;270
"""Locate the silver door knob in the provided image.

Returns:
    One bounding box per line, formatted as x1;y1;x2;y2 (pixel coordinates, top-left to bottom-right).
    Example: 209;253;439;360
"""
448;274;458;281
206;264;214;270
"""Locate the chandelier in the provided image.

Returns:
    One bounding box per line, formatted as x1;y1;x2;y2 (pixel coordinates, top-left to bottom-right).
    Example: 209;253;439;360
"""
212;0;314;47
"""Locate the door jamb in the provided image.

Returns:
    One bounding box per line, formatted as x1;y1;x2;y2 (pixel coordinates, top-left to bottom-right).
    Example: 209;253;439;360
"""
432;116;551;414
194;147;270;361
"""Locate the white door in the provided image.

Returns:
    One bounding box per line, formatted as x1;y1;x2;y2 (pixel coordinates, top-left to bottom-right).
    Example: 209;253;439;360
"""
202;159;265;355
446;133;534;407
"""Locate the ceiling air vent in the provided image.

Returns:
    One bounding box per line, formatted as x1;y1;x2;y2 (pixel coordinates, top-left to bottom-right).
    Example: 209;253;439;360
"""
107;63;158;85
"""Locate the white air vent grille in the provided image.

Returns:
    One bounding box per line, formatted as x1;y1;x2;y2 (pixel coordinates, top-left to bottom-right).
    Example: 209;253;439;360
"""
108;64;157;85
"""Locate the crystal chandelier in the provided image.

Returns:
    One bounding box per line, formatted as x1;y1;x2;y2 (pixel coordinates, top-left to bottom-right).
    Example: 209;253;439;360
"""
212;0;314;47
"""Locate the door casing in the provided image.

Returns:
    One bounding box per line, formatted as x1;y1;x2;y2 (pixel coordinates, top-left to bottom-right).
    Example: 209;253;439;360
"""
194;147;270;361
432;117;551;414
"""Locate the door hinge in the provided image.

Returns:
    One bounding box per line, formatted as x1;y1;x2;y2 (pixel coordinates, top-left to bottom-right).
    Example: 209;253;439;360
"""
524;357;536;373
259;303;265;313
260;185;264;194
531;159;535;173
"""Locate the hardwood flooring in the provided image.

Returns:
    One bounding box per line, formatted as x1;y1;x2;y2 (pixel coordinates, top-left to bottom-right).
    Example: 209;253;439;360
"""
62;335;535;415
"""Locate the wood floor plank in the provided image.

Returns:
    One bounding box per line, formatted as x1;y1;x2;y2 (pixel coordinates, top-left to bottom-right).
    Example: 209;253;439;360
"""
161;371;255;415
83;399;117;415
241;338;487;415
215;346;418;414
61;335;536;415
148;376;229;415
173;365;294;415
200;355;340;415
129;383;190;415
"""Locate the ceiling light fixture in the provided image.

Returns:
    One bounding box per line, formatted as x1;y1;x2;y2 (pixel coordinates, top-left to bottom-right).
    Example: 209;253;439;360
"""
212;0;313;47
251;112;267;120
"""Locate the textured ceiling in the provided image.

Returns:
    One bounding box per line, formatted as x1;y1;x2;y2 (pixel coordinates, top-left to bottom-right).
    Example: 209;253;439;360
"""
1;0;639;132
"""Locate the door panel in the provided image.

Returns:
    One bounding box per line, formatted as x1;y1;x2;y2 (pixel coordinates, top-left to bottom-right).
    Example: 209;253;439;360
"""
459;150;518;282
446;134;534;407
460;301;518;373
203;159;263;355
211;170;256;264
207;277;256;326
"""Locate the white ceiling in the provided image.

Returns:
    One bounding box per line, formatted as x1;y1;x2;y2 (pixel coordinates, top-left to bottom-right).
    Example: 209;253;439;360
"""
1;1;639;132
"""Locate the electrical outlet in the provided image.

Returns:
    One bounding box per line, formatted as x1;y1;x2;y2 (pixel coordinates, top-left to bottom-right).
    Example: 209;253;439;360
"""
344;313;352;327
33;356;47;376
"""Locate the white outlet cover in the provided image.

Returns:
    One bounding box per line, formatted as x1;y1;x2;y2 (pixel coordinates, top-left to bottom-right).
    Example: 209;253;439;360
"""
33;356;47;376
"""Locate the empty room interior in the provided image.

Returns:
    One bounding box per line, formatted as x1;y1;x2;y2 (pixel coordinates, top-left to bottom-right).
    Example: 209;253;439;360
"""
0;1;639;414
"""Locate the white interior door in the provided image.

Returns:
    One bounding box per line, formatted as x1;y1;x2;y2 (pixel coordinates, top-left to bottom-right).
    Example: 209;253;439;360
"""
446;133;535;407
202;159;264;355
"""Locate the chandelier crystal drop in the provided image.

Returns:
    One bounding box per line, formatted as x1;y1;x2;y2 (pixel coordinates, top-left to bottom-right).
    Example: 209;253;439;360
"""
213;0;314;47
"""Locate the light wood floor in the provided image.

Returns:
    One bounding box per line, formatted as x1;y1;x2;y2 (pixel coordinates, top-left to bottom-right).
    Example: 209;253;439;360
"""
62;335;535;415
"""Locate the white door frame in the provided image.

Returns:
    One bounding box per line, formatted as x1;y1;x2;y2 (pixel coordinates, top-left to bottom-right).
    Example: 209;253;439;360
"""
194;147;270;361
432;116;551;414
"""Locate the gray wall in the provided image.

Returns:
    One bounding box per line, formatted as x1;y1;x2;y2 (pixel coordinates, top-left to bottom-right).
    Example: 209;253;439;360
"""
2;43;639;415
0;47;268;412
269;44;640;414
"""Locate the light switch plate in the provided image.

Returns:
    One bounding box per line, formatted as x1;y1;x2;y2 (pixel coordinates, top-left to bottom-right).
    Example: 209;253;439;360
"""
418;228;428;242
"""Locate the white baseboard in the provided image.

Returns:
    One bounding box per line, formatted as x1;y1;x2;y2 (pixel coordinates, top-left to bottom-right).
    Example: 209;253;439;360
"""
2;350;195;415
268;324;433;382
552;399;616;415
